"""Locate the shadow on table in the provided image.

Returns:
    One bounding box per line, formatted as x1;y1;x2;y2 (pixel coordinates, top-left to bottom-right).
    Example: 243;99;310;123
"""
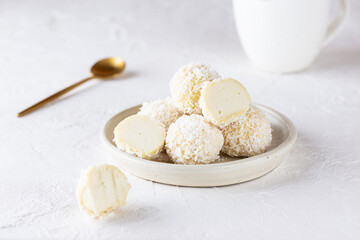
213;130;323;192
25;70;138;115
105;203;158;224
55;70;137;102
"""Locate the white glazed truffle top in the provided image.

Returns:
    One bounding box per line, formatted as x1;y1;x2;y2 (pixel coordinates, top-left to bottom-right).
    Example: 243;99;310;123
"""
165;114;224;164
169;63;221;114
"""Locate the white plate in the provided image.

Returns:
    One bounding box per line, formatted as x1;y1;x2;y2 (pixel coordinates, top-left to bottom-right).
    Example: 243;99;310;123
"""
101;103;297;187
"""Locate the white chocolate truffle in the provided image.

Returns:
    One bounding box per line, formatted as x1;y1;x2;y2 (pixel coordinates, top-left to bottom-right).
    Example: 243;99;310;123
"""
137;97;183;130
165;114;224;164
76;164;130;218
114;115;166;159
221;105;272;157
169;63;221;114
200;78;251;127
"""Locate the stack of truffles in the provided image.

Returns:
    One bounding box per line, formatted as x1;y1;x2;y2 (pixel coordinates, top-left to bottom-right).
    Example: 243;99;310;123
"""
114;63;272;165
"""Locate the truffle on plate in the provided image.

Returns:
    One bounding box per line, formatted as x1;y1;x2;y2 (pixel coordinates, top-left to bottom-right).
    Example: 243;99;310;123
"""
169;63;221;114
137;97;183;130
199;78;251;127
221;105;272;157
113;115;166;159
165;114;224;164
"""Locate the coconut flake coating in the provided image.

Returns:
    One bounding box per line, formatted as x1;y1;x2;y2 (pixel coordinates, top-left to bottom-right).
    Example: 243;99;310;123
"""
221;105;272;157
169;63;221;114
137;97;183;130
165;114;224;164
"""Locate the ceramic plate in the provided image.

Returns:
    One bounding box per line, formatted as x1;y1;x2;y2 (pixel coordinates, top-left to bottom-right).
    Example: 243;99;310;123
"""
101;103;297;187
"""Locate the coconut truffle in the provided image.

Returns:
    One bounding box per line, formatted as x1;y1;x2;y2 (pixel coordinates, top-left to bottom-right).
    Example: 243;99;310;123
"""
113;115;166;159
169;63;221;114
76;164;130;218
221;105;272;157
165;114;224;164
137;97;183;130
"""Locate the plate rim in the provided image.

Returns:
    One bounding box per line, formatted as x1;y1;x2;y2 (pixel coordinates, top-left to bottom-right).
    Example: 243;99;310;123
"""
100;102;297;170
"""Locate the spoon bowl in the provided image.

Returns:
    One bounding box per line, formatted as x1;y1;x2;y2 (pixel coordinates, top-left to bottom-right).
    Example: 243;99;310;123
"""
91;57;126;78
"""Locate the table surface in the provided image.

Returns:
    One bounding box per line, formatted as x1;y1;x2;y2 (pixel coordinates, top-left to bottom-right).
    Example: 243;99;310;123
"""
1;0;359;239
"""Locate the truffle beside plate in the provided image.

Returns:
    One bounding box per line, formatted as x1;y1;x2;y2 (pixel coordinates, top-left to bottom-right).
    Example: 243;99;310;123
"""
101;103;297;187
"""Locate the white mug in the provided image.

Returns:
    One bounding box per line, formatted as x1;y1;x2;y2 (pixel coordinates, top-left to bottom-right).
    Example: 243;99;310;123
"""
233;0;349;73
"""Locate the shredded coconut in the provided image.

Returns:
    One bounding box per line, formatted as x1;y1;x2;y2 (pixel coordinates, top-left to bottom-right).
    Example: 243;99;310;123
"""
137;97;183;130
165;114;224;164
113;138;163;160
221;105;272;157
169;63;221;114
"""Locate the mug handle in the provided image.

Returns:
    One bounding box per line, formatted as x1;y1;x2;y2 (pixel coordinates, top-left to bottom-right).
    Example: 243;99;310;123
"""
323;0;349;46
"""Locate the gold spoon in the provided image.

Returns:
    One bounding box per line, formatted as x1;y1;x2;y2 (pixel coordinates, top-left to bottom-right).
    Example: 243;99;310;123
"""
17;57;126;117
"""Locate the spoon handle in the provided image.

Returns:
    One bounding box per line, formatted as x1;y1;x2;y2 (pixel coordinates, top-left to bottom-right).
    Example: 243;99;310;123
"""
17;76;94;117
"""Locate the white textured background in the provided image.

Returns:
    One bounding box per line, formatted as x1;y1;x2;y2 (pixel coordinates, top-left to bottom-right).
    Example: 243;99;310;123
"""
1;0;360;239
